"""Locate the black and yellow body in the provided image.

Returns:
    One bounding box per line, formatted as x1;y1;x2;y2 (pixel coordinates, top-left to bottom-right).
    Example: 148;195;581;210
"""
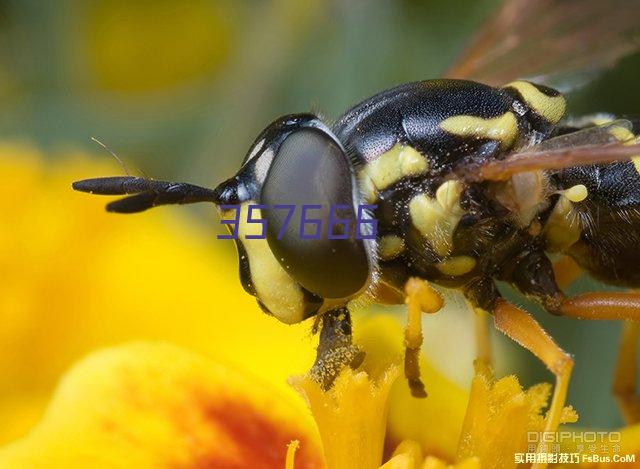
552;122;640;289
72;77;640;400
72;76;640;335
329;79;640;318
333;78;567;313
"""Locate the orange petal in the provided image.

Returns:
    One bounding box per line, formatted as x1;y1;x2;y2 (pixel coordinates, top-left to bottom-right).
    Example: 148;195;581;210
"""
0;342;324;468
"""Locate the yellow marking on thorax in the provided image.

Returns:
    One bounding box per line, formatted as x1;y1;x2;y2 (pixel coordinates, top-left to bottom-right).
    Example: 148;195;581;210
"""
359;144;429;202
409;180;465;256
563;184;588;203
543;186;587;252
608;124;640;174
359;175;377;205
221;203;305;324
439;112;519;149
629;157;639;177
379;234;405;260
436;255;476;276
504;80;566;124
504;81;567;124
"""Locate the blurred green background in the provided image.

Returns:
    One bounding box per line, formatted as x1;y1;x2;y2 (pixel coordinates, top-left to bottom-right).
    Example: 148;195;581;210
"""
1;0;640;429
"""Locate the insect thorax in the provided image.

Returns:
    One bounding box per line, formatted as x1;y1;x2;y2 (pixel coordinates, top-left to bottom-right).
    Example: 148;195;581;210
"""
332;79;567;306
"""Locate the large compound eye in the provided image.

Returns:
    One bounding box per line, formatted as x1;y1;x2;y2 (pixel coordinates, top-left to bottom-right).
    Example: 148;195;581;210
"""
262;128;371;299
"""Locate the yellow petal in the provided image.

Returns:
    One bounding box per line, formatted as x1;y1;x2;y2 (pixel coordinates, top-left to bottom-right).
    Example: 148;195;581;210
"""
290;313;469;469
292;365;400;469
391;439;423;468
0;342;324;468
456;367;577;468
381;453;414;469
422;456;480;469
387;440;479;469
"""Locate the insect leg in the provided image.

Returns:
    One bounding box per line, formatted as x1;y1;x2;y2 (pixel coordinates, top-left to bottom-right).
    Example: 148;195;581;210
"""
510;252;640;424
551;255;582;290
558;292;640;424
468;303;492;370
309;307;364;390
464;277;502;371
613;321;640;424
494;299;574;462
403;278;444;398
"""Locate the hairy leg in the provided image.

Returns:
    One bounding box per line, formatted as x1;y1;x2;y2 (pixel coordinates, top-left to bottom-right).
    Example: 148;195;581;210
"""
404;278;444;397
561;292;640;320
613;321;640;424
467;301;492;371
494;299;574;450
559;292;640;423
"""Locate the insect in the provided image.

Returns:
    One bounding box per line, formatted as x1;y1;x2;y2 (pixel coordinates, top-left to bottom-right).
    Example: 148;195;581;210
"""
73;0;640;462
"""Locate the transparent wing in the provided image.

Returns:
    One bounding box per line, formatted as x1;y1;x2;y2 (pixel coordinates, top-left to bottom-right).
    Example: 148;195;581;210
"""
458;120;640;181
535;120;634;150
445;0;640;88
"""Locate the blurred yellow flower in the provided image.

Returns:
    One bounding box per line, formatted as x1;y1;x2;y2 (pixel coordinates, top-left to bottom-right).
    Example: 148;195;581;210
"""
81;0;236;92
0;335;470;468
0;143;317;443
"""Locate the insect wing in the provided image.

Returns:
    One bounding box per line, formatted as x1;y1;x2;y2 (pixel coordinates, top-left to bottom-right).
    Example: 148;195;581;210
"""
536;120;635;150
445;0;640;88
463;120;640;181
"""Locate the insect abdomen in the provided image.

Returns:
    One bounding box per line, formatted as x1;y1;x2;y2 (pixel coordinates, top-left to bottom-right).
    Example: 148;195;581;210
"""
551;158;640;288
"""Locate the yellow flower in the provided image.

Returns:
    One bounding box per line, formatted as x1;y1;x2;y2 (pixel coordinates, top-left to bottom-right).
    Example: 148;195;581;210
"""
0;342;325;468
0;319;577;469
81;1;236;92
457;364;577;467
0;143;315;443
1;147;639;468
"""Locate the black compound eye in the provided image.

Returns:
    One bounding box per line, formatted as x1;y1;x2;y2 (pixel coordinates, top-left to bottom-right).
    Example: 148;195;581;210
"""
262;128;371;299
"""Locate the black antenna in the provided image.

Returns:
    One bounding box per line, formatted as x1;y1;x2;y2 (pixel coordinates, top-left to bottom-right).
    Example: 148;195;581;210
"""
72;176;221;213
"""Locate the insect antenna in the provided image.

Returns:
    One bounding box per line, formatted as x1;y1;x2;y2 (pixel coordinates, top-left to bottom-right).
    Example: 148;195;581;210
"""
72;176;221;214
90;136;132;177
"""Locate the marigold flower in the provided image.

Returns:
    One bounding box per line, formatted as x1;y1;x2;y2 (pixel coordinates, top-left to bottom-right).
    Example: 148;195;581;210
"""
0;342;324;468
0;321;582;468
